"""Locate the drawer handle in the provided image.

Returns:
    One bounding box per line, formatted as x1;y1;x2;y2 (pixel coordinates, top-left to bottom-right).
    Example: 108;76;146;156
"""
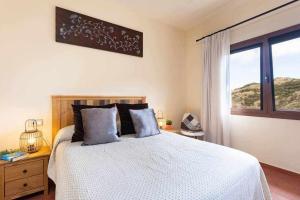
23;169;27;174
23;183;28;187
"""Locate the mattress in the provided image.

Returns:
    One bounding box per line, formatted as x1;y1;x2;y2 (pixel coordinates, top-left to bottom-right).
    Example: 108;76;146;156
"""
48;130;271;200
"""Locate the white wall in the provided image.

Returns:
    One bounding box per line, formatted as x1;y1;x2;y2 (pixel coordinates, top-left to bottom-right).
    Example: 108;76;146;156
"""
0;0;186;149
185;0;300;173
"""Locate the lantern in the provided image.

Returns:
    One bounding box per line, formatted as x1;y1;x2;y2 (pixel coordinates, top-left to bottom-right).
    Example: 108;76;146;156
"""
156;110;165;129
20;119;43;153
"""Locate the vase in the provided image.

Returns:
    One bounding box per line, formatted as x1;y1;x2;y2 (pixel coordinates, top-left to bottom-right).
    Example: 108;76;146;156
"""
164;125;173;130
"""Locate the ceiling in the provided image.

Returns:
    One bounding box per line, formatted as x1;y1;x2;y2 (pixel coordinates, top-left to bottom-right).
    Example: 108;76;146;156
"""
112;0;233;30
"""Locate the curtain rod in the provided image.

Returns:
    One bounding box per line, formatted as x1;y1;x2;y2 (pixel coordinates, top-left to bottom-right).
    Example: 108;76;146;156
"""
196;0;299;42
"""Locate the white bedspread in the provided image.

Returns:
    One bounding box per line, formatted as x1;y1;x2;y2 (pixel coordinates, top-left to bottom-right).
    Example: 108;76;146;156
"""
48;131;271;200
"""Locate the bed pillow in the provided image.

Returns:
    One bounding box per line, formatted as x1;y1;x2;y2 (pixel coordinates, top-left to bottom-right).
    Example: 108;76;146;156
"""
116;103;148;135
129;108;160;138
53;125;75;147
81;107;119;145
71;104;115;142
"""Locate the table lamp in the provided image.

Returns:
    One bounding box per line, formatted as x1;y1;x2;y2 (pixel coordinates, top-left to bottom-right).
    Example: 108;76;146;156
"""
20;119;43;153
156;110;165;129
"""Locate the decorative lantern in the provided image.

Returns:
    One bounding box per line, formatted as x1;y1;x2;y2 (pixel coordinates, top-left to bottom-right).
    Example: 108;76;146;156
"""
20;119;43;153
156;110;165;129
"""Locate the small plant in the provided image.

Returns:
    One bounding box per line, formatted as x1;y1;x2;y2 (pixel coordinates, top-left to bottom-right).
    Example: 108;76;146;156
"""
166;119;172;125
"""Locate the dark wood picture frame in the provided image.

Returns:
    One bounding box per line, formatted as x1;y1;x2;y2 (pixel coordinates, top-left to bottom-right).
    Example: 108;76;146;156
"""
56;7;143;57
230;23;300;120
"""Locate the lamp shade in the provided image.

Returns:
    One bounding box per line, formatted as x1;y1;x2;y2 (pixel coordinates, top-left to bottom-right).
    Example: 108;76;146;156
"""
20;120;43;153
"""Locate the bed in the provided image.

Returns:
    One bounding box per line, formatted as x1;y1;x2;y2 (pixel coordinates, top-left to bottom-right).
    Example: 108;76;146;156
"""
48;96;271;200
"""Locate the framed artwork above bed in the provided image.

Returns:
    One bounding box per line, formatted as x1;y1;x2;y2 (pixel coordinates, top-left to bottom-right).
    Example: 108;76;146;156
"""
56;7;143;57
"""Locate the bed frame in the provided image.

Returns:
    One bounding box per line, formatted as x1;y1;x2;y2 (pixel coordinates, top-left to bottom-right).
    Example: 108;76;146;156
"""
52;95;146;143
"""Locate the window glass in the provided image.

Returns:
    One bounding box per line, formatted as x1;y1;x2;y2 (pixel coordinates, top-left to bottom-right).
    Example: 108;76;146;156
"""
271;37;300;111
230;47;261;109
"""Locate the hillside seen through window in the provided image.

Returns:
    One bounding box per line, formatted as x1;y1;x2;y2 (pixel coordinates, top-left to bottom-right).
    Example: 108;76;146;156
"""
271;37;300;111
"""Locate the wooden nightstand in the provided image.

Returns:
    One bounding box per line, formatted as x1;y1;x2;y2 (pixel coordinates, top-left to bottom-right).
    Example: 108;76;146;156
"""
0;146;50;200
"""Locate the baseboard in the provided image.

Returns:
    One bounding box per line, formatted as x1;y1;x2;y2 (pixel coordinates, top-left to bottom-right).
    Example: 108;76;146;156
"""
260;162;300;177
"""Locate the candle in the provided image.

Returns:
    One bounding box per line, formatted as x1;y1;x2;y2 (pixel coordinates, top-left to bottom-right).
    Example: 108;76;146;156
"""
28;137;36;145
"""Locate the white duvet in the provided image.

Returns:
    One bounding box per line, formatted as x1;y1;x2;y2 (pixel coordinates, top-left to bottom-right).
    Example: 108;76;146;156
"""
48;127;271;200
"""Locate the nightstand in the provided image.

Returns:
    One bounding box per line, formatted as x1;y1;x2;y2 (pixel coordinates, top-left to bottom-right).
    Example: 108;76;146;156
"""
0;146;50;200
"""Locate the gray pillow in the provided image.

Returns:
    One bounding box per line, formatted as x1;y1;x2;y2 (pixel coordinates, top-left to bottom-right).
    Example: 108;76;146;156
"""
129;108;160;138
81;107;119;145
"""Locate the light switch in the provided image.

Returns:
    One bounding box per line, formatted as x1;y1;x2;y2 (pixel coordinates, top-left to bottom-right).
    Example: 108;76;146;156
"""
36;119;43;127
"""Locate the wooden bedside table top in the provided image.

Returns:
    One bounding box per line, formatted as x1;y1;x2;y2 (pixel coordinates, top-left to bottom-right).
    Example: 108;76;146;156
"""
0;146;51;166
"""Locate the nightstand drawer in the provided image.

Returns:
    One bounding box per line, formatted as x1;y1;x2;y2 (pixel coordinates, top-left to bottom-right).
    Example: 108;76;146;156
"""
5;174;44;197
5;160;43;182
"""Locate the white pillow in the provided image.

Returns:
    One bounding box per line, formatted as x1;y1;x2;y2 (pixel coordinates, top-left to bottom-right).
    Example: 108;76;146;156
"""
53;125;74;147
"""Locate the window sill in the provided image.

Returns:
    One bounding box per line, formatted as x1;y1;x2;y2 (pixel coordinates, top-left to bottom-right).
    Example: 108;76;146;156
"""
231;110;300;120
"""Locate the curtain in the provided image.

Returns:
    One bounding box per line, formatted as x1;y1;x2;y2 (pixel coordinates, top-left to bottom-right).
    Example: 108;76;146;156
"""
201;30;231;146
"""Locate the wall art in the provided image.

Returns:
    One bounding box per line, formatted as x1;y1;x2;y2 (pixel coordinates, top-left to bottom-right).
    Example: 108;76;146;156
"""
56;7;143;57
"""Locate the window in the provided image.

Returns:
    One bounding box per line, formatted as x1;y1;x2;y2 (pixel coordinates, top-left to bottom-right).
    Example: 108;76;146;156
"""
271;37;300;112
230;46;262;110
230;24;300;120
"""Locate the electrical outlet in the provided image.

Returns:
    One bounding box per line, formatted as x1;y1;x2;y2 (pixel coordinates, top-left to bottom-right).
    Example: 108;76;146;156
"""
36;119;43;127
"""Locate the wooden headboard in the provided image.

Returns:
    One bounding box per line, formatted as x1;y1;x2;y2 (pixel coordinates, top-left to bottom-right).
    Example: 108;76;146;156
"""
52;95;146;143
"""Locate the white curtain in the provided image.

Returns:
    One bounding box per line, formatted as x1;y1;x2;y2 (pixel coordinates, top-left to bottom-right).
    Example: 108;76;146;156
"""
201;30;231;146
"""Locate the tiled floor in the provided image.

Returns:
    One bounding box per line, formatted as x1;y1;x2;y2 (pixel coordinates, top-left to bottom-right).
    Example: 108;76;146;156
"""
262;164;300;200
19;165;300;200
